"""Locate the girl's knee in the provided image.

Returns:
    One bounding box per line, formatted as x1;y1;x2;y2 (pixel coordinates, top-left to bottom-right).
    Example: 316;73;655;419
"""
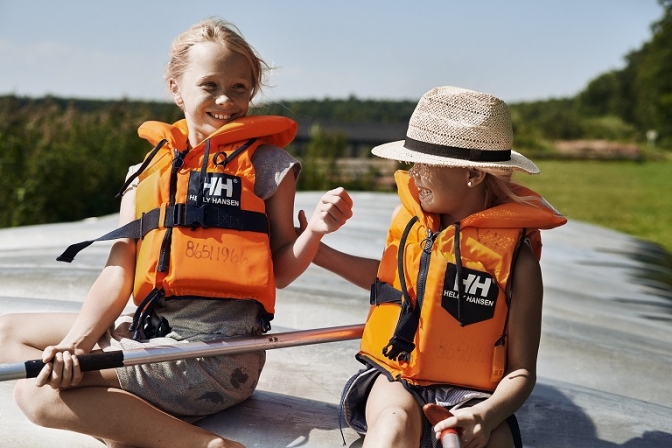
0;314;14;344
207;437;245;448
487;420;514;448
13;380;58;428
368;405;422;441
377;405;415;426
0;313;31;363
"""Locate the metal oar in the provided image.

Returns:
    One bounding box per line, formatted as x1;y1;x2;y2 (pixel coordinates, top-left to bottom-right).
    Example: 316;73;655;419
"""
0;323;364;382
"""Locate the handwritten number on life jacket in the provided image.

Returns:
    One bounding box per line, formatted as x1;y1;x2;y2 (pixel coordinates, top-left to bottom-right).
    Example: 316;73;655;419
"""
185;241;248;264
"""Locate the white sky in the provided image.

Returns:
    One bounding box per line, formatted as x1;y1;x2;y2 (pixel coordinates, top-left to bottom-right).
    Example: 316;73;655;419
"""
0;0;664;104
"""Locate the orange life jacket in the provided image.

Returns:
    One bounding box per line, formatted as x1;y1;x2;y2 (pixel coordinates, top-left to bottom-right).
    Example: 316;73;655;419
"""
132;116;297;307
57;115;298;338
358;170;566;391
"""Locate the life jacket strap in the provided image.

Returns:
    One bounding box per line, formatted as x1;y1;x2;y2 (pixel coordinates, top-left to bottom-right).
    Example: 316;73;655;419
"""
56;204;269;263
496;229;528;346
369;279;418;361
381;216;431;363
115;139;170;198
129;288;170;340
454;222;465;326
370;278;403;305
165;203;269;233
55;209;160;263
258;311;273;333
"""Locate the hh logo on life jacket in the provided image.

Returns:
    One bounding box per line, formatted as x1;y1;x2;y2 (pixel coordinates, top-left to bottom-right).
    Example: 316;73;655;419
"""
441;263;499;325
187;172;242;208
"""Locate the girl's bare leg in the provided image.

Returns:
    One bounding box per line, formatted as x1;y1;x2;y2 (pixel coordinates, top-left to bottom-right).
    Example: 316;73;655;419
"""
363;375;423;448
0;312;78;362
484;420;514;448
14;371;244;448
1;313;244;448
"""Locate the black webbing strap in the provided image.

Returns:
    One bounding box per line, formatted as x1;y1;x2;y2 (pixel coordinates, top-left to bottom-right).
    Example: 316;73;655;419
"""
369;278;403;305
495;228;528;347
454;222;465;326
195;139;212;207
382;216;437;362
129;288;167;340
158;147;189;273
56;204;269;263
56;208;162;263
116;139;169;198
170;204;270;233
213;138;257;168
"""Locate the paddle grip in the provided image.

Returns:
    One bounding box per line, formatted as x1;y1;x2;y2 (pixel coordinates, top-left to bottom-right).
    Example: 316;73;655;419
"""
24;351;125;378
423;403;462;448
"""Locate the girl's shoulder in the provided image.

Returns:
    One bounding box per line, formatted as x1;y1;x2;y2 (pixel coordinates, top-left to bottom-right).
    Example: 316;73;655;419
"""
252;145;302;200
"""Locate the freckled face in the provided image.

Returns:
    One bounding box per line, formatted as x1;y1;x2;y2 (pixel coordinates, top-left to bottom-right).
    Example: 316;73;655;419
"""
170;41;253;146
408;164;470;216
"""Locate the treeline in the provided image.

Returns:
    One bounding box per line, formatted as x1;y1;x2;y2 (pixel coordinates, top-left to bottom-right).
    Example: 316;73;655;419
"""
0;96;182;227
577;0;672;146
512;0;672;149
253;97;417;124
1;1;670;227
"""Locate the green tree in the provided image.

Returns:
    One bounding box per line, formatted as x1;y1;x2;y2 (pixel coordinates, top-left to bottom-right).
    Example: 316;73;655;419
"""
630;0;672;145
577;0;672;146
0;95;181;226
297;125;346;190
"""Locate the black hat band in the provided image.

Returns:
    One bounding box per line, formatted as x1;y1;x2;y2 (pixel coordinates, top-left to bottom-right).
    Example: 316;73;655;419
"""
404;137;511;162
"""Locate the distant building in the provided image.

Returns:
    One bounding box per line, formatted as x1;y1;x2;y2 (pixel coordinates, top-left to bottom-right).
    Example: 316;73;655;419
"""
291;119;407;157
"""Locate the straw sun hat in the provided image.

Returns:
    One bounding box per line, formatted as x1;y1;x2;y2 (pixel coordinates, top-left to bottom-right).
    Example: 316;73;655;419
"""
372;86;539;174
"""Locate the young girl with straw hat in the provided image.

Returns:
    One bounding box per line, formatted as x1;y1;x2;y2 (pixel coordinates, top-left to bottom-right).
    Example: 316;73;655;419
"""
302;86;567;448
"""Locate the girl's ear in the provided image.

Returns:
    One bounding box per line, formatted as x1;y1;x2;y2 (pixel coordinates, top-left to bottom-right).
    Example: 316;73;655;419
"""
169;79;183;108
467;169;487;187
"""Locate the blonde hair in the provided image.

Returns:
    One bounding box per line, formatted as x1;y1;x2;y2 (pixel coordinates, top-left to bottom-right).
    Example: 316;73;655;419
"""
479;168;537;209
166;18;269;99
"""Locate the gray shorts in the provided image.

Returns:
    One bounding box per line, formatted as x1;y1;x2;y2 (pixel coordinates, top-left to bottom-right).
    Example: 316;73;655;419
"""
341;365;522;448
99;298;266;419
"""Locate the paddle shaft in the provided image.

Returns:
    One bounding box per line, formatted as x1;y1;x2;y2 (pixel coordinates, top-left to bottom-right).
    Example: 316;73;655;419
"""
0;324;364;382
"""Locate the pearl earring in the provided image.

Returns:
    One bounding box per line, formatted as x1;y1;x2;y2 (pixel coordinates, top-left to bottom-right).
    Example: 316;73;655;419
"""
467;181;472;187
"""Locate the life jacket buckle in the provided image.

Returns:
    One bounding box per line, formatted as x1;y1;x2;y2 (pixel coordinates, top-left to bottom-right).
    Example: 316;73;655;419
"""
139;212;146;239
165;203;186;227
185;204;209;229
382;336;415;362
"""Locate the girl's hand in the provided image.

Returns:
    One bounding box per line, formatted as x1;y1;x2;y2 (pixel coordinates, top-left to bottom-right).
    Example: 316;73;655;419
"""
305;187;353;235
35;345;85;389
433;406;492;448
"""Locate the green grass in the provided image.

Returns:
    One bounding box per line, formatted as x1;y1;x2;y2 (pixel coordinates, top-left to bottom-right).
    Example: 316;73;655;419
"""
515;159;672;252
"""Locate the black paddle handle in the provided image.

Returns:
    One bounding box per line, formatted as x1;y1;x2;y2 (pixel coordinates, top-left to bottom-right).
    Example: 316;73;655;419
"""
23;351;124;378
